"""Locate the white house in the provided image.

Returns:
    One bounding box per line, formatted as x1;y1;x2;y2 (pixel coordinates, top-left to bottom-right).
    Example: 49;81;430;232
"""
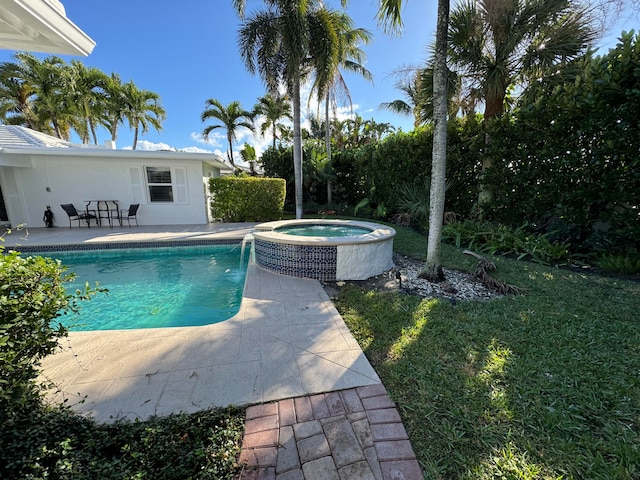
0;126;229;227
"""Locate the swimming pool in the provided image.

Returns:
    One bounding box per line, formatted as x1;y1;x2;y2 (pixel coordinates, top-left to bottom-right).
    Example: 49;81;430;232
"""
39;244;248;331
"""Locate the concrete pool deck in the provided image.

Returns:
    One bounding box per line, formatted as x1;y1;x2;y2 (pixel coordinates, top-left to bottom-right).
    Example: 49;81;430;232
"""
5;224;422;479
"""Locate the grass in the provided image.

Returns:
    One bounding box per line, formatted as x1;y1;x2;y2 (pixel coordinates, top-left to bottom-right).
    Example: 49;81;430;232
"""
335;224;640;479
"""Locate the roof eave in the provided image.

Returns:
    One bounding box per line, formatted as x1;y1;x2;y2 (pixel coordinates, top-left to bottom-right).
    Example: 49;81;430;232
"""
1;0;95;56
0;146;228;170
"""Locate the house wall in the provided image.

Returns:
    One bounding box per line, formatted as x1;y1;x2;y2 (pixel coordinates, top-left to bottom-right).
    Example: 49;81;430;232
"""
4;154;218;227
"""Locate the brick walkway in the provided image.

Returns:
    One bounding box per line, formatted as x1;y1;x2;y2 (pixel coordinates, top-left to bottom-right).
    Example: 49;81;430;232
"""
235;384;423;480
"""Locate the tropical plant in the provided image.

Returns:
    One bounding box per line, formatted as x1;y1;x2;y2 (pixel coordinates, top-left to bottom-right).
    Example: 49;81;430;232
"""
0;53;68;138
252;93;292;149
0;241;100;414
0;55;165;148
239;142;258;175
100;73;128;143
120;81;165;150
67;60;109;144
201;99;254;167
309;13;373;204
448;0;597;204
234;0;346;219
379;67;425;127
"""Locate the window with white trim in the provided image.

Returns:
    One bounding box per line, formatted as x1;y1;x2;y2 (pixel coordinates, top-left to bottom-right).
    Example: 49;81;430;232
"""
142;166;188;203
146;167;173;202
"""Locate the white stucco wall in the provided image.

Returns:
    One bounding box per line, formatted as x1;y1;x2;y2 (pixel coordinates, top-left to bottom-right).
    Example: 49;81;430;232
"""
4;154;216;227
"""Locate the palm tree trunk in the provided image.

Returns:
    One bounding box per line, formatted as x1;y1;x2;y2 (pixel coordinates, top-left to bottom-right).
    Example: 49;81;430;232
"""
325;96;332;205
423;0;450;281
227;135;236;167
89;118;98;145
478;91;506;206
133;126;139;150
293;74;304;219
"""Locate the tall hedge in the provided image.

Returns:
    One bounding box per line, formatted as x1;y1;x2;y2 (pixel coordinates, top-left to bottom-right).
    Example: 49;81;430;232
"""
484;31;640;254
331;117;483;218
209;176;285;222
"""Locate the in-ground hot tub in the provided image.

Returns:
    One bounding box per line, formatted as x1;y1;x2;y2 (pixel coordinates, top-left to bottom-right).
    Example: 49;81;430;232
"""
252;219;395;281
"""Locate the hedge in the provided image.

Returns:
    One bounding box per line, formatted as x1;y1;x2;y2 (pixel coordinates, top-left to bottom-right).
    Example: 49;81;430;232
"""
208;176;285;222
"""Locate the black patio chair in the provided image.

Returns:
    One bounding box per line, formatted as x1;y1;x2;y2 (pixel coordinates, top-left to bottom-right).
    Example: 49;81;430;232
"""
119;203;140;227
60;204;98;228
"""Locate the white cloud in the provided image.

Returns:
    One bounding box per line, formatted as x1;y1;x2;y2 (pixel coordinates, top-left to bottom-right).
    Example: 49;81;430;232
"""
179;145;214;154
123;140;175;151
192;130;224;148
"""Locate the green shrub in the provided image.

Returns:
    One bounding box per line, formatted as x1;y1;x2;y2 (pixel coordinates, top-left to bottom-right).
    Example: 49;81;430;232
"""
1;405;244;479
596;254;640;275
442;220;570;264
209;176;285;222
0;245;97;414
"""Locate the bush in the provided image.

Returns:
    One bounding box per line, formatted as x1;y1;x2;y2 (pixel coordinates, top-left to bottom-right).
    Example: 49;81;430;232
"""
0;244;97;415
1;405;244;479
442;220;570;264
209;176;285;222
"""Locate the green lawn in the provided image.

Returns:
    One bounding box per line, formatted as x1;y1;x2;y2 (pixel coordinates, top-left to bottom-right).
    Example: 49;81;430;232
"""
335;224;640;479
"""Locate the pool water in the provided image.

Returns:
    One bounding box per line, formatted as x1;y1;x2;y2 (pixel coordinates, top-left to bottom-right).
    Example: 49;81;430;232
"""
275;224;372;237
42;245;248;331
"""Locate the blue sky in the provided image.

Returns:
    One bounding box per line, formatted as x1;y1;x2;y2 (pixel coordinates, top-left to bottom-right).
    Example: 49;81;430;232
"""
0;0;636;159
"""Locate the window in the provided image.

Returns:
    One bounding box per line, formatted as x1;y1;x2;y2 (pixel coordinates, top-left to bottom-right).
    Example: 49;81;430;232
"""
146;167;173;202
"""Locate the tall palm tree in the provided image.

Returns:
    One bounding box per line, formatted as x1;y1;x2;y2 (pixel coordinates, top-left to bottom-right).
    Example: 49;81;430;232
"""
448;0;596;203
3;53;69;138
0;62;36;128
253;93;292;149
234;0;346;219
377;0;450;279
201;99;254;166
378;68;425;127
101;73;128;143
310;13;372;204
67;60;109;145
122;81;166;150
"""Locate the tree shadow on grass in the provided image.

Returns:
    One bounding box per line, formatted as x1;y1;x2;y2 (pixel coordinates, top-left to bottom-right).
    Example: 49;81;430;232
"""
335;266;640;479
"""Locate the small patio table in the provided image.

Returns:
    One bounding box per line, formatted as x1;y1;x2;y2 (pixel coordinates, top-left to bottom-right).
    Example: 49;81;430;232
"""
85;200;119;227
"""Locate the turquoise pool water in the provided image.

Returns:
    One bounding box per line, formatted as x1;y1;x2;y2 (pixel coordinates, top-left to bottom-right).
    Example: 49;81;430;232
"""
275;224;372;237
41;245;248;331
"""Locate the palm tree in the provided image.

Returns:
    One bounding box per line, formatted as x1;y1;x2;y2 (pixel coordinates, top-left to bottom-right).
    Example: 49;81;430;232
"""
0;62;36;128
67;60;109;144
239;142;258;175
234;0;346;219
2;53;68;138
377;0;450;280
101;73;128;143
253;93;292;149
201;99;254;167
310;13;372;204
122;81;166;150
378;68;425;127
448;0;596;204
